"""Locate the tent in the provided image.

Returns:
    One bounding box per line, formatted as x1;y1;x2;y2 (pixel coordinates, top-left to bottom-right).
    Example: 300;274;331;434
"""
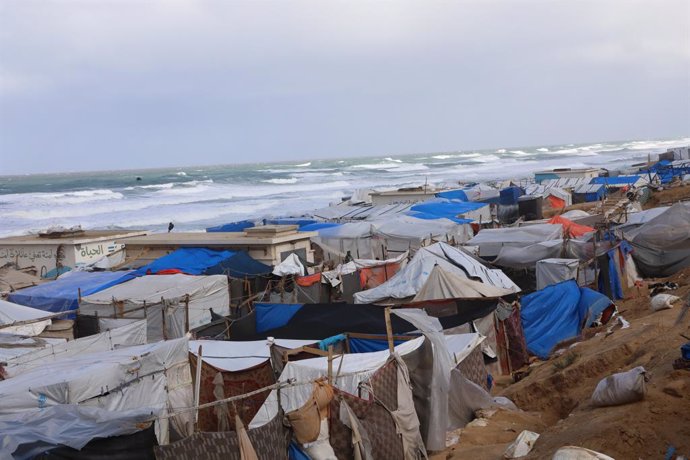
206;220;255;232
409;199;490;223
535;258;579;290
548;215;595;238
466;224;563;258
0;299;52;336
127;248;271;279
7;270;133;314
412;265;516;302
79;274;230;341
624;202;690;277
0;337;193;445
520;280;614;359
572;184;606;203
0;266;43;295
353;242;519;304
590;174;653;188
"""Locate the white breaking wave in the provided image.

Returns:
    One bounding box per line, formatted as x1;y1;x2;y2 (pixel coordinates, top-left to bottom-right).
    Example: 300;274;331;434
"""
176;171;187;176
537;148;549;152
295;162;312;167
262;178;299;184
384;157;403;163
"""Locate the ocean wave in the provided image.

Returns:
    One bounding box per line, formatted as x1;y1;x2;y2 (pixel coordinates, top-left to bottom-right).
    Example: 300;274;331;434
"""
496;149;507;153
176;171;187;176
432;155;454;160
262;178;299;184
384;157;403;163
1;189;125;205
295;162;311;167
384;163;429;172
536;148;549;152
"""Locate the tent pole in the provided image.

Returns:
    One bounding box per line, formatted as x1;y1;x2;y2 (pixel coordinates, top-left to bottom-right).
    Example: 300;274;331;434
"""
185;294;190;333
194;345;203;432
327;345;334;384
385;307;394;354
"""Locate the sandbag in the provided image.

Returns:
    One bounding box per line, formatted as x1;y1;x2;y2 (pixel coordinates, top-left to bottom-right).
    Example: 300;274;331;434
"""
650;293;680;311
591;366;647;407
552;446;615;459
286;381;334;444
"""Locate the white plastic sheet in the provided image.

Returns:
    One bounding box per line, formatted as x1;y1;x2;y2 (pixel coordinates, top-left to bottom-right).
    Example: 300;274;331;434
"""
188;338;317;372
0;299;51;336
467;224;563;258
273;253;306;276
536;259;579;290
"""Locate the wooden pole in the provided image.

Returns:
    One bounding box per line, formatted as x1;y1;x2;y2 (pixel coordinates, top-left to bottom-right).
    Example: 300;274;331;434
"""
184;294;190;332
327;345;334;384
161;297;167;340
385;307;394;354
194;345;203;431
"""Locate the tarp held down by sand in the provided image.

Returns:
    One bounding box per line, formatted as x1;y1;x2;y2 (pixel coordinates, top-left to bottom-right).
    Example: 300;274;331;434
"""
520;280;614;359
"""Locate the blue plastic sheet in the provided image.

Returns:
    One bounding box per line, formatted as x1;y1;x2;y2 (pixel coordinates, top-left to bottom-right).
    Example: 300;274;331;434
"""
435;189;468;201
521;280;613;359
288;441;311;460
348;336;406;353
254;303;304;333
317;334;347;351
590;175;643;186
263;218;317;228
409;199;486;223
300;222;342;232
8;270;133;313
206;220;255;232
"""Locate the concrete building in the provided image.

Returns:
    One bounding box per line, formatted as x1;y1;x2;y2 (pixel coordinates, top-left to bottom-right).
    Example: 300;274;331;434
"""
122;225;317;267
0;230;148;278
534;168;601;184
369;187;440;205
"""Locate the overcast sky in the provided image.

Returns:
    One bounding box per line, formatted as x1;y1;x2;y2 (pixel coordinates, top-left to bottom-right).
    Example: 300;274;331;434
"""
0;0;688;174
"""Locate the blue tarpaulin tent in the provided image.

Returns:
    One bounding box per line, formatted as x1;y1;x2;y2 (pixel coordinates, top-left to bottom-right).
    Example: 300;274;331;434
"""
263;218;317;229
206;220;255;232
299;222;342;232
435;189;469;201
254;303;304;333
520;280;613;359
590;175;642;186
573;184;606;203
7;270;133;313
129;248;272;279
409;199;486;223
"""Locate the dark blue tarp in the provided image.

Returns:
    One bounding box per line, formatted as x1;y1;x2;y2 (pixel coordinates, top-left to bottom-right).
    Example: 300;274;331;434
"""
521;280;613;359
288;441;311;460
349;336;406;353
499;186;524;205
126;248;271;280
300;222;342;232
7;270;133;314
435;189;468;201
590;175;641;186
206;220;255;232
255;303;304;333
409;199;486;223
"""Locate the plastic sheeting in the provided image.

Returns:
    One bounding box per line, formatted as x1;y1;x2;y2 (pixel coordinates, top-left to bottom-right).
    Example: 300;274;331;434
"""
1;319;148;378
467;224;563;258
535;259;579;290
412;265;516;302
206;220;255;232
0;299;51;336
188;338;317;372
548;216;594;238
255;303;304;333
7;270;133;313
0;337;193;445
272;253;306;276
129;248;271;279
625;203;690;276
521;280;613;359
0;405;159;460
80;274;230;342
410;199;489;223
354;242;519;304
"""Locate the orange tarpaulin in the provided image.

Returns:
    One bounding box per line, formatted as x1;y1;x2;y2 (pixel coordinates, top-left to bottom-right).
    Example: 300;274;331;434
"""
359;262;401;290
296;273;321;287
547;195;566;209
548;215;595;238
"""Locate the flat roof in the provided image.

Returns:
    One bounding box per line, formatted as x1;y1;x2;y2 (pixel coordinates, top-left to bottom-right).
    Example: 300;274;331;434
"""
123;230;318;247
0;230;149;246
534;168;601;174
370;189;438;196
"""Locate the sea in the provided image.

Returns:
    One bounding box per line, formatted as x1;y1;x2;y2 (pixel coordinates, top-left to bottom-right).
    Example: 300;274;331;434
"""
1;137;688;238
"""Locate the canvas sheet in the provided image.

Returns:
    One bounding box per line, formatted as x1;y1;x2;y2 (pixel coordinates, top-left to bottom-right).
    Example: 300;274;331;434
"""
0;299;51;336
536;258;579;290
2;319;147;378
413;265;515;302
467;224;563;258
188;338;317;372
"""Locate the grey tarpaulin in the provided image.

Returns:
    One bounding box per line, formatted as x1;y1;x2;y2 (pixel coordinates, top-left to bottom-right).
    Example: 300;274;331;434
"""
535;259;579;290
392;309;453;452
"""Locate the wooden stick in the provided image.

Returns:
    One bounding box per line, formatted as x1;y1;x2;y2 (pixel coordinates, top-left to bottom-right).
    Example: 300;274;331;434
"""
193;345;203;431
327;345;334;384
385;307;394;354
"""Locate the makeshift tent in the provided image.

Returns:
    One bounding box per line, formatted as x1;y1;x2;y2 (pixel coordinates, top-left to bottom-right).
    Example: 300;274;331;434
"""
412;265;516;302
521;280;614;359
409;199;490;223
0;337;193;445
0;299;52;336
353;242;519;304
536;258;579;290
0;266;43;295
624;202;690;277
7;270;133;314
466;224;563;258
573;184;606;203
206;220;255;232
79;274;230;342
188;339;316;432
590;175;652;188
127;248;271;279
459;184;500;202
548;215;595;238
372;214;474;252
499;186;524;205
311;221;377;260
523;184;572;208
435;189;468;201
1;319;147;379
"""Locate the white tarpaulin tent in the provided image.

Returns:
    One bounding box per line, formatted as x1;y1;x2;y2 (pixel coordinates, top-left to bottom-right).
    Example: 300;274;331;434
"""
0;299;52;336
189;338;317;372
80;274;230;342
535;258;579;290
412;265;516;302
0;337;193;444
467;224;564;258
1;319;147;378
371;215;474;254
353;242;519;304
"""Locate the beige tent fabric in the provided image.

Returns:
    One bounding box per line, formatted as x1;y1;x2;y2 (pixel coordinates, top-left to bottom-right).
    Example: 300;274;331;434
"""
339;399;374;460
235;414;259;460
0;266;43;294
412;265;514;302
391;354;428;459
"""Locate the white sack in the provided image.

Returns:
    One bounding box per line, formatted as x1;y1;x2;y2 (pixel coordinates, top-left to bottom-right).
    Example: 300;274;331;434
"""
552;446;615;460
504;430;540;458
650;293;680;311
591;366;647;407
